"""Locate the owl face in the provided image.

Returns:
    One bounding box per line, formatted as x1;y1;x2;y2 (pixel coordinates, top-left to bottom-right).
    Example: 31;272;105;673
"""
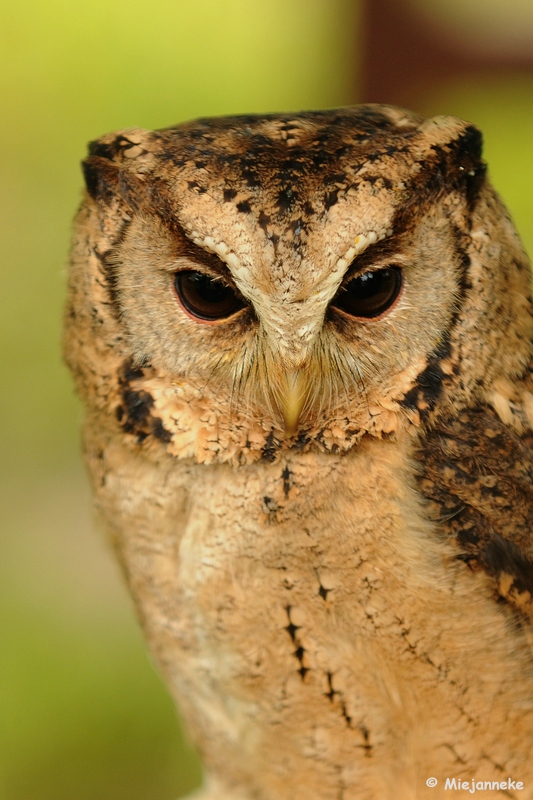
65;106;532;464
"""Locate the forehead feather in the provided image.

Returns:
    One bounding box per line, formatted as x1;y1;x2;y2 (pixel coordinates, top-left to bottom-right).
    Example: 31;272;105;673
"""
86;105;482;227
83;105;484;304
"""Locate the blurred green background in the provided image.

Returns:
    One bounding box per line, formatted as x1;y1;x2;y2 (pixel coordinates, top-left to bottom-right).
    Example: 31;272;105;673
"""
0;1;531;798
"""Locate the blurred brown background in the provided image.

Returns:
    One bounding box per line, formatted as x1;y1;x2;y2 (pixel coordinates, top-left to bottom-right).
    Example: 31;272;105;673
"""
1;1;531;798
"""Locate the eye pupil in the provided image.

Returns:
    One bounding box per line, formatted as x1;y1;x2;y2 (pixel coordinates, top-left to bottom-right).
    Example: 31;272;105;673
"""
174;271;245;321
331;266;402;319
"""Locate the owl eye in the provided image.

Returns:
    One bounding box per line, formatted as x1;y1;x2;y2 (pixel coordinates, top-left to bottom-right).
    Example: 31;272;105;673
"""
174;270;246;321
331;266;402;319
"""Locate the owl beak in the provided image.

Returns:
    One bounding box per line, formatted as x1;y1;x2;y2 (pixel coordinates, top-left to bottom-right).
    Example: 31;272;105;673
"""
280;370;307;437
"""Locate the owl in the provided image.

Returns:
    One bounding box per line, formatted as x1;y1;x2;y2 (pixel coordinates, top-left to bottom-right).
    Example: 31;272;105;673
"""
64;105;533;799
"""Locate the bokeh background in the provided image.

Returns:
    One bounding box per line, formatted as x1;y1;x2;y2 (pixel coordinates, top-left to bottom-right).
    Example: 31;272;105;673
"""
1;1;532;798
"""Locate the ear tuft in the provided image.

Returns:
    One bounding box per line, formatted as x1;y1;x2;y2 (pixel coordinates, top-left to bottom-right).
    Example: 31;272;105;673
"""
418;116;487;210
82;155;120;202
444;124;487;210
82;129;155;205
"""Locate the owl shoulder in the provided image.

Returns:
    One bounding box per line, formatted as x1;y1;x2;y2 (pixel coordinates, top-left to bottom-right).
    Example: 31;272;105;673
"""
415;360;533;619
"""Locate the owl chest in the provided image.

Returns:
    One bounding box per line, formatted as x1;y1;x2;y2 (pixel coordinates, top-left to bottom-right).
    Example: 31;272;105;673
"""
101;436;533;794
175;445;415;675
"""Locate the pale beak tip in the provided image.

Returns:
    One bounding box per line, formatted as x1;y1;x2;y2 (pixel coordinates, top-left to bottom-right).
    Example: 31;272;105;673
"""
280;370;307;438
283;416;299;438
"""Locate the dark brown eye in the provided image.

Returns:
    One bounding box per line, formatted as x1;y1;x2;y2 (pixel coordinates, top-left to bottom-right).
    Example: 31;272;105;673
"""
331;267;402;319
174;270;246;321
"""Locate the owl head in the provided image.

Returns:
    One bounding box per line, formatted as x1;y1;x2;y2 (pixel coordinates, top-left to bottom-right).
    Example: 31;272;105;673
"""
64;105;532;465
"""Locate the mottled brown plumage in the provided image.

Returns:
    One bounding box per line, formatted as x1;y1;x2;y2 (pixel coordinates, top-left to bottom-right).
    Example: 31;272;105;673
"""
65;105;533;799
